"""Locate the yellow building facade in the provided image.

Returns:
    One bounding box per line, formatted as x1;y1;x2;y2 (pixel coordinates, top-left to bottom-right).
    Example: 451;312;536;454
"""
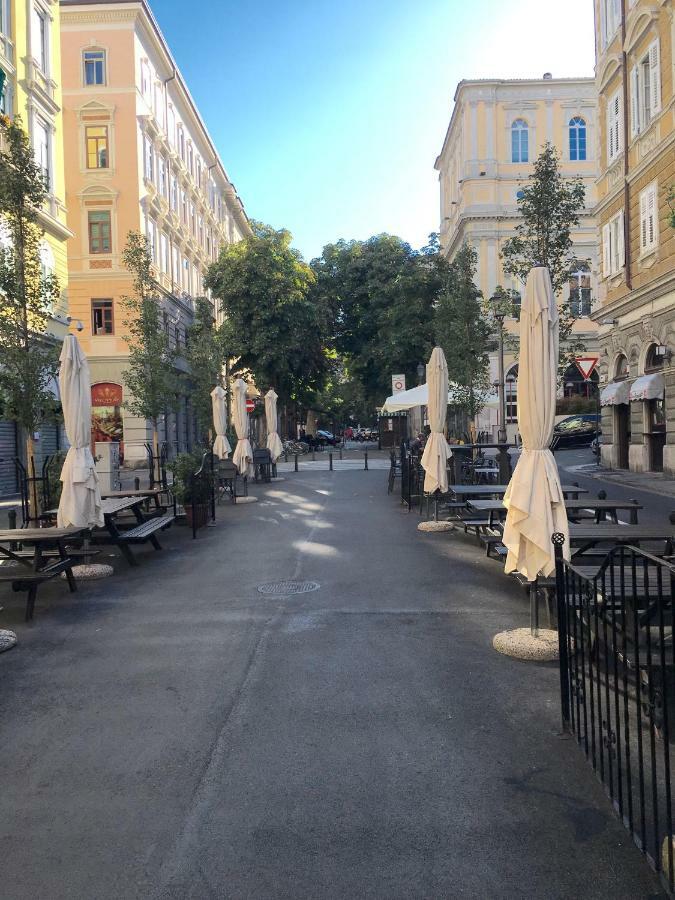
435;77;599;439
60;0;250;466
0;0;71;494
594;0;675;474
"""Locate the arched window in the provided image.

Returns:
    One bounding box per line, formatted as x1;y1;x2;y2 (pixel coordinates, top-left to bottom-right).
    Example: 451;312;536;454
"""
568;261;591;316
645;343;664;372
506;365;518;423
614;353;629;380
569;116;587;161
511;119;528;163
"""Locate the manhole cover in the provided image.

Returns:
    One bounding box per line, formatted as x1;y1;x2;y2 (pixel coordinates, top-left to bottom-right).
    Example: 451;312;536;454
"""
257;581;320;596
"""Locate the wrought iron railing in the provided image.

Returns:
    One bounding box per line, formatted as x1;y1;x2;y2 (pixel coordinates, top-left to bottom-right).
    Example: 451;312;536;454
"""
553;537;674;893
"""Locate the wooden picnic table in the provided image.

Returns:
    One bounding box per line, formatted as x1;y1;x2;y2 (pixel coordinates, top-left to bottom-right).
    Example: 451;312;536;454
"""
467;497;642;525
450;484;588;498
0;526;89;619
568;523;673;556
101;488;168;509
93;496;175;566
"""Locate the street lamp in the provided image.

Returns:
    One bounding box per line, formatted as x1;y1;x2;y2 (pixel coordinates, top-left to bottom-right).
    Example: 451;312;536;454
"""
416;362;425;385
489;293;508;444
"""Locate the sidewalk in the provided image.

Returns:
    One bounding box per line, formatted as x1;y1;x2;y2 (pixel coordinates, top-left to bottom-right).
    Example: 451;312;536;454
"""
0;466;663;897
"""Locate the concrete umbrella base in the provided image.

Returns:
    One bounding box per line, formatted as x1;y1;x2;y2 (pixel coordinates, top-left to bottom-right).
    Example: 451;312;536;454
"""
270;477;285;482
235;496;258;504
493;627;559;661
417;520;454;533
62;563;114;580
0;630;17;653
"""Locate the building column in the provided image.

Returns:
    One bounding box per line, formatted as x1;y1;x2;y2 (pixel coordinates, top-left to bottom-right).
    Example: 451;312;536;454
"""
628;401;649;472
662;369;675;474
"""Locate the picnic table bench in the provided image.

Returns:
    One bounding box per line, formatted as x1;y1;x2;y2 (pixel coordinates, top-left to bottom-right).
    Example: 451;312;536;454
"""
101;488;170;513
568;523;674;557
97;497;174;566
0;526;89;619
467;497;643;526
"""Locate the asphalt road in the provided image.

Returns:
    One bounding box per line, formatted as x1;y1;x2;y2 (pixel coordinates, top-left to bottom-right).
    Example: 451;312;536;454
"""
0;468;664;899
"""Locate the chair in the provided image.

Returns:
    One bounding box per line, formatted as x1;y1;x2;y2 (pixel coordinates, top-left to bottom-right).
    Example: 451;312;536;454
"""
388;450;401;494
253;448;272;483
217;459;241;503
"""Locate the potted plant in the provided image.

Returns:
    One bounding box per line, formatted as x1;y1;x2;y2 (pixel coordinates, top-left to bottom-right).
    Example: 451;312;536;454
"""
168;451;214;529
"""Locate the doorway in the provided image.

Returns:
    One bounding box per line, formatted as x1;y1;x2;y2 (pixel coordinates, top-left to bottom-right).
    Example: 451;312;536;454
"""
648;397;665;472
614;404;630;469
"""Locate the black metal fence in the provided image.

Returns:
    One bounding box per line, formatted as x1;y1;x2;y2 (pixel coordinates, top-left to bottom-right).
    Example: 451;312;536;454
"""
553;537;674;893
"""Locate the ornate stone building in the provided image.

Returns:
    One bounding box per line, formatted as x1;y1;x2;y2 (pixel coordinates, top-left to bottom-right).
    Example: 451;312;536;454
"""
595;0;675;473
60;0;250;465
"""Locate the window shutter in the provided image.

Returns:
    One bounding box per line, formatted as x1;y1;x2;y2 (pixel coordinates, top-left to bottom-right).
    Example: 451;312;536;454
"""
614;93;622;156
602;223;611;277
618;212;625;268
649;39;661;116
640;189;648;251
647;184;657;249
607;100;614;161
630;66;640;137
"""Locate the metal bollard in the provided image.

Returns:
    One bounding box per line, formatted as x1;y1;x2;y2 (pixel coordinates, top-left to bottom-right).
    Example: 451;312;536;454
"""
329;452;333;471
312;449;316;461
134;476;140;491
284;448;288;463
364;451;368;471
339;447;343;460
294;453;298;472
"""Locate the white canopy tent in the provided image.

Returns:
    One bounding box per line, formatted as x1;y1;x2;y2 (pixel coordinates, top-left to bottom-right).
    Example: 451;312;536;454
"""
382;383;460;413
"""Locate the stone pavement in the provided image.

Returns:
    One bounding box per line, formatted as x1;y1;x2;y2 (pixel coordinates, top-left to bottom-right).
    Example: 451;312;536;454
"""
0;466;664;899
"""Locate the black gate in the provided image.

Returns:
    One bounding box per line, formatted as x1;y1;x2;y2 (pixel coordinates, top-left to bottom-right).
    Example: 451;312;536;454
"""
553;536;674;893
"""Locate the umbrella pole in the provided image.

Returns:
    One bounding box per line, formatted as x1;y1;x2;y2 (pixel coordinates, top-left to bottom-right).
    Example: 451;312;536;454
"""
530;582;539;638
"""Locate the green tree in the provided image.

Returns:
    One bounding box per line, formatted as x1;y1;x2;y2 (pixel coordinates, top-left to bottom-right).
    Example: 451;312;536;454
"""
205;221;329;410
121;230;178;477
184;296;227;442
501;142;588;373
0;115;61;516
310;234;440;417
434;244;491;429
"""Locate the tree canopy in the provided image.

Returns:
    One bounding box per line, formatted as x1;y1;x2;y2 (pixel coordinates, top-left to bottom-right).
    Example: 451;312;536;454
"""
205;222;328;405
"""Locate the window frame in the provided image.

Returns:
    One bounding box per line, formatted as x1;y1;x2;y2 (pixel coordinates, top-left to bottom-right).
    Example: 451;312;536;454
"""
88;210;112;255
83;48;106;86
568;116;587;161
606;89;622;163
630;39;661;138
34;116;51;191
91;299;114;335
32;5;48;75
639;181;658;257
511;118;529;164
602;209;625;277
85;124;109;169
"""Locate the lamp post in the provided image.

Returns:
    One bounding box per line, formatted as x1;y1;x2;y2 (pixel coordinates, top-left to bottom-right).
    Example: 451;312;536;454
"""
416;362;425;385
489;294;507;444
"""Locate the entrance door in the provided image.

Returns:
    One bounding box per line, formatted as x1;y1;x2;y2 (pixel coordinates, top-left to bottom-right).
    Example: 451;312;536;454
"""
614;404;630;469
649;398;666;472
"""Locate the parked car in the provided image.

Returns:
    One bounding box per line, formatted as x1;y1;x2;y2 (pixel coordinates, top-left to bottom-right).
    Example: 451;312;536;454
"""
552;414;600;449
316;429;337;446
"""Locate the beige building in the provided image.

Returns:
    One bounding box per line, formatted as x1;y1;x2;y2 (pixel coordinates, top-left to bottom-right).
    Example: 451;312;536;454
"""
594;0;675;474
435;76;599;439
59;0;250;465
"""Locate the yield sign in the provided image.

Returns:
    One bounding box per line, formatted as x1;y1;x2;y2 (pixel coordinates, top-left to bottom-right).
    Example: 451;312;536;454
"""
575;356;599;380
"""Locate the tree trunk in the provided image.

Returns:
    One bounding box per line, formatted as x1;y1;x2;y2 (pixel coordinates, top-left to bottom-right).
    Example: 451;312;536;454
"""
152;421;161;484
26;434;40;523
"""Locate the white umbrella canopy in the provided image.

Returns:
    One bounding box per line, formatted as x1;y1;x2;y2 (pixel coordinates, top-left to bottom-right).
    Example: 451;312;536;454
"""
211;385;232;460
265;389;284;461
57;334;104;529
502;267;569;581
420;347;452;494
232;378;253;478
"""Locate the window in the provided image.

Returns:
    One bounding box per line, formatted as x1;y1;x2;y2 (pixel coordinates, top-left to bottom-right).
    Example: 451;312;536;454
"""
645;343;664;373
190;203;196;236
159;155;167;198
160;232;169;274
511;119;528;163
91;299;114;335
0;0;11;38
143;135;154;182
168;105;176;147
140;59;150;97
172;245;179;286
178;125;185;161
181;190;187;224
146;217;157;263
569;117;587;161
171;175;178;211
602;210;625;277
568;262;592;316
196;158;202;188
32;7;47;74
505;366;518;424
88;211;111;254
630;40;661;137
614;353;629;380
34;118;50;189
516;189;525;200
85;125;108;169
607;90;622;162
601;0;621;48
187;142;193;175
639;181;658;255
83;50;106;86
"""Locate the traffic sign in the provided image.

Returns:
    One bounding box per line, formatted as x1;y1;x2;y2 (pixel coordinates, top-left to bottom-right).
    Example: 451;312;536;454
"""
245;398;255;413
391;374;406;394
574;356;599;380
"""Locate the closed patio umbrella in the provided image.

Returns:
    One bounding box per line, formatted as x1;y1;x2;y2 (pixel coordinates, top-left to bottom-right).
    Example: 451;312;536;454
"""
57;334;104;529
502;267;569;581
265;389;284;461
232;378;253;478
211;385;231;459
420;347;452;494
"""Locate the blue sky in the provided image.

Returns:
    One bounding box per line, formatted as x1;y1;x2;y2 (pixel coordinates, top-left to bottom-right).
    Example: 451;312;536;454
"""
152;0;596;261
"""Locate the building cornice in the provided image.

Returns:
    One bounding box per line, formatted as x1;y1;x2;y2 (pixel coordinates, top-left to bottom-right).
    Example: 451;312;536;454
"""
593;269;675;321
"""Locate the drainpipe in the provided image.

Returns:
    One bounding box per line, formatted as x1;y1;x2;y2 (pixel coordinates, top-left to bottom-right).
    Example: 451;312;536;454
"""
163;67;177;290
620;0;632;290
